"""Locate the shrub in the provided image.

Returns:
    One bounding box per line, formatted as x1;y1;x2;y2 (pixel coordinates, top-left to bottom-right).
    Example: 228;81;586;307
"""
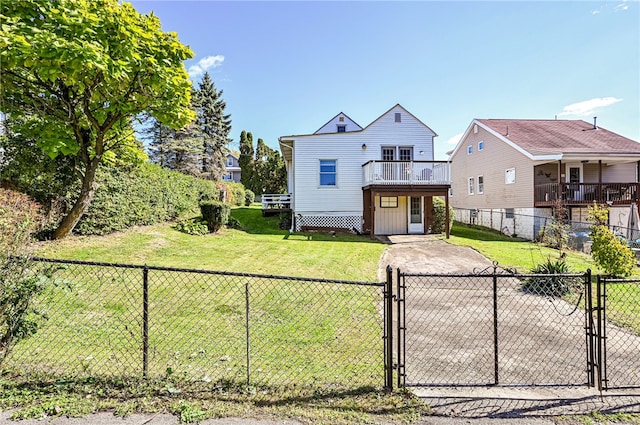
244;189;255;206
74;163;218;235
587;203;636;277
200;201;230;232
431;196;455;234
540;200;570;250
0;189;55;366
278;212;292;230
226;216;242;230
174;218;210;236
522;256;575;296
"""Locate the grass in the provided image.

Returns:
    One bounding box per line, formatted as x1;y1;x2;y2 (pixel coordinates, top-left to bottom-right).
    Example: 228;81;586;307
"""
446;222;603;274
33;206;385;281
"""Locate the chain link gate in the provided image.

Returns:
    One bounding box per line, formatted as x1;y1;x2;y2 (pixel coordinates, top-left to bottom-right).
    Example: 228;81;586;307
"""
395;264;593;388
594;276;640;390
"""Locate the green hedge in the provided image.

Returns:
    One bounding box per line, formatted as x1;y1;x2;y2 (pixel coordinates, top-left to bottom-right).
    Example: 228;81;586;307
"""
75;163;218;235
199;201;230;232
432;196;455;234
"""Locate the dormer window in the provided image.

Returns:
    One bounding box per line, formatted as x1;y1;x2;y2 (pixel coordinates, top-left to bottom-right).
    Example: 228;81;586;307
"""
337;125;346;133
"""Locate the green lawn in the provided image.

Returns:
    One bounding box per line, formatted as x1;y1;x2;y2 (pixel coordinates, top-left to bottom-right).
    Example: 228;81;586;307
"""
446;222;603;274
34;206;386;281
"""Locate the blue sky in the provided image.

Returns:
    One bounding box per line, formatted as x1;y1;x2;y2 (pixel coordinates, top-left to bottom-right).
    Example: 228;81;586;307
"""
131;0;639;159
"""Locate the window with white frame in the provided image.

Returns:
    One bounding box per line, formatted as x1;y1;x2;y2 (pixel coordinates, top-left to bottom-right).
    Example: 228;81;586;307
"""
468;177;475;195
337;125;346;133
467;145;473;155
505;168;516;184
223;172;232;181
478;141;484;151
319;159;337;187
477;175;484;194
226;157;233;167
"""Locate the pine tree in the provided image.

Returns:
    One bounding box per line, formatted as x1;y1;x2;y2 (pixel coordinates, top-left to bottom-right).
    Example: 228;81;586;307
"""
145;116;174;168
193;72;232;181
239;130;254;190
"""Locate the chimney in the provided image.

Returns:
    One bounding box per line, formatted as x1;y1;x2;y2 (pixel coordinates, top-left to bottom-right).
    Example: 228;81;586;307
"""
593;116;597;130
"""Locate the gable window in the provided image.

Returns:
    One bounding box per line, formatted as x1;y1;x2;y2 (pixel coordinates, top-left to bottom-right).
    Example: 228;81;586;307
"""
337;125;346;133
478;141;484;151
399;147;413;161
467;145;473;155
477;175;484;194
395;113;401;122
319;159;337;187
339;116;345;122
382;147;395;161
380;196;398;208
226;157;233;167
468;177;475;195
505;168;516;184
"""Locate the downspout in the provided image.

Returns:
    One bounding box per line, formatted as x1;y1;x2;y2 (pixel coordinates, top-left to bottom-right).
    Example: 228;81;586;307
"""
280;140;295;232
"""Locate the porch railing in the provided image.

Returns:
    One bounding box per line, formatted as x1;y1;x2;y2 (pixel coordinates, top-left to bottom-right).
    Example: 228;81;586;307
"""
362;161;450;186
534;182;639;206
261;193;291;210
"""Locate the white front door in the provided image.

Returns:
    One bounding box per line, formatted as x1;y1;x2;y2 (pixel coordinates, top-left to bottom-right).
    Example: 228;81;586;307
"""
408;196;423;234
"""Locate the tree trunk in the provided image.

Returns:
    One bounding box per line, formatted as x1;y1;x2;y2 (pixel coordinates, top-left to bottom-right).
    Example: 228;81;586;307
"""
52;158;100;239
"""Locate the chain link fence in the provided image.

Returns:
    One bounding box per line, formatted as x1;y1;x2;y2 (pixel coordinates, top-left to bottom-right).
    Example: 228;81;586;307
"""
4;258;386;389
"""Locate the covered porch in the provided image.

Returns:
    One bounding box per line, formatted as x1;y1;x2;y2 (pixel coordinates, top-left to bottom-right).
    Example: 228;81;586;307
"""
533;159;640;208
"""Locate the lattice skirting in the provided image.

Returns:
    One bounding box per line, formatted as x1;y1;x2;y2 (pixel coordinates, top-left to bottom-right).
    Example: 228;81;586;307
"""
295;214;362;233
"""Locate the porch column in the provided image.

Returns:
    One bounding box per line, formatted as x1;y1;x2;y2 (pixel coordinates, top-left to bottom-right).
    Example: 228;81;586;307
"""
557;160;562;201
598;160;602;203
370;190;376;240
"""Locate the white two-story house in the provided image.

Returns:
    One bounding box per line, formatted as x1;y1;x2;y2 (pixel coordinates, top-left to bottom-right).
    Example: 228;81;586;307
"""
278;104;451;237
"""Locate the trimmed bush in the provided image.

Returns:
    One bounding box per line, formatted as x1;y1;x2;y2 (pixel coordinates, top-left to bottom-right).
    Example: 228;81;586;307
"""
200;201;230;232
244;189;255;206
74;163;218;235
431;196;455;234
588;203;636;277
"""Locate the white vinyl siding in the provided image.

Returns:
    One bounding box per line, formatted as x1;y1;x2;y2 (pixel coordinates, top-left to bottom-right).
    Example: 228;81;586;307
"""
291;105;435;214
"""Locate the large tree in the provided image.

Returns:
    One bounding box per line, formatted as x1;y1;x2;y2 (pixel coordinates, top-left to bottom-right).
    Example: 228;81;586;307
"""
238;130;254;190
193;72;231;181
0;0;194;238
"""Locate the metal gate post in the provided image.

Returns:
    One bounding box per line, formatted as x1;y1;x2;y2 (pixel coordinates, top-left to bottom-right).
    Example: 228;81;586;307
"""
384;265;394;390
493;268;499;385
585;269;595;387
397;267;406;389
596;275;606;391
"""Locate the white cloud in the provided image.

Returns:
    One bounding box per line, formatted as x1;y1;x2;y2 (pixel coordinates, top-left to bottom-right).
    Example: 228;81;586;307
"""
558;97;623;117
188;55;225;79
615;1;629;12
591;8;601;15
446;132;464;145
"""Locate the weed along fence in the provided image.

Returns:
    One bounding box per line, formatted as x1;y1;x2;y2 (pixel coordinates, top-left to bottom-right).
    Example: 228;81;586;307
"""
5;258;639;391
6;258;389;389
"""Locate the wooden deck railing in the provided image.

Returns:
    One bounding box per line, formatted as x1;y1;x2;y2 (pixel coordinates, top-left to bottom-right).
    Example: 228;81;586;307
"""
362;161;450;186
534;182;639;206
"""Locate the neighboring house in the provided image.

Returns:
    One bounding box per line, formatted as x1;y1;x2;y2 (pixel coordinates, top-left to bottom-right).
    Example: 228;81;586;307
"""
222;153;241;183
278;104;451;236
449;118;640;239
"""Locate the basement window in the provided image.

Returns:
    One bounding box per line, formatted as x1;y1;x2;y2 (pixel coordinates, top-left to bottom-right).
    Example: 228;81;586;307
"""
380;196;398;208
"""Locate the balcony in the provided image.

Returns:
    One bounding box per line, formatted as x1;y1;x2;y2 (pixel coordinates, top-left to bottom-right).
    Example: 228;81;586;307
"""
534;182;639;207
362;161;450;187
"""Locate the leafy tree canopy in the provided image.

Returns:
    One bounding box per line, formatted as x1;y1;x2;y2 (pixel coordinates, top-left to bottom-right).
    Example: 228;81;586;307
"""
0;0;195;238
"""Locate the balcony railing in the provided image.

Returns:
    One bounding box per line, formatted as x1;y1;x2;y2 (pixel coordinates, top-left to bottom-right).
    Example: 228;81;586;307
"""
363;161;450;186
534;182;639;206
261;193;291;211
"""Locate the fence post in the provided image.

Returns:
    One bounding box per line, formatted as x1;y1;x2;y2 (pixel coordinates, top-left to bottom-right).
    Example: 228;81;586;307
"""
596;275;604;391
142;266;149;378
245;281;251;387
493;267;499;385
384;265;394;391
